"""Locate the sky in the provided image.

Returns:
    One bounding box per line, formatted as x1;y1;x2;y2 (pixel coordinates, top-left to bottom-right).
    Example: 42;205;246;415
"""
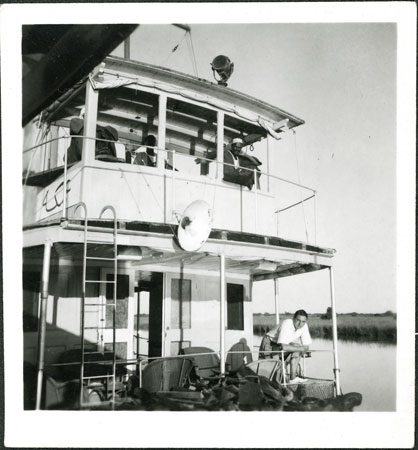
113;23;397;314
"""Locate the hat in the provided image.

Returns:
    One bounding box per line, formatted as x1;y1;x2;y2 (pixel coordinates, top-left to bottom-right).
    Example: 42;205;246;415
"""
232;137;244;145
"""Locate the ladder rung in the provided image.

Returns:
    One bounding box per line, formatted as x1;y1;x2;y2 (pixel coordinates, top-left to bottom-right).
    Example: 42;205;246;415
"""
85;280;116;284
86;256;116;261
86;240;114;245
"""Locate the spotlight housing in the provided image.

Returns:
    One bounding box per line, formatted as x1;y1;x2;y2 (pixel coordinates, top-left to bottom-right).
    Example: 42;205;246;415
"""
211;55;234;86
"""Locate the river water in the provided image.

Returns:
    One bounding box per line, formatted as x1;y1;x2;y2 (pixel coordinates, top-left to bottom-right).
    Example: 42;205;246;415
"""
253;335;396;411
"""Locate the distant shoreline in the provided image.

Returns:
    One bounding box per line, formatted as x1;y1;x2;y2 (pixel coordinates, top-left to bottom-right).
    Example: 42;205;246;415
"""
253;313;396;344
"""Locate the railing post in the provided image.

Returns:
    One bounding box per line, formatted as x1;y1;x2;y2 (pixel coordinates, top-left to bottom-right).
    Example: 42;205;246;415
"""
139;359;143;388
274;277;280;325
35;240;53;410
329;267;342;395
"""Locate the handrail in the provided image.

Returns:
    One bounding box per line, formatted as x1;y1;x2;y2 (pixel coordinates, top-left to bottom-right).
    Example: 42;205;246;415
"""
23;136;316;194
45;347;335;391
24;135;317;239
23;136;69;154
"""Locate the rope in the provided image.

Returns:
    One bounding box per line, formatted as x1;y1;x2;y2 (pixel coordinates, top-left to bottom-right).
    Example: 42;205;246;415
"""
211;173;218;223
137;162;178;238
277;194;316;213
24;147;37;186
186;32;199;77
118;169;142;217
292;130;309;242
161;31;188;67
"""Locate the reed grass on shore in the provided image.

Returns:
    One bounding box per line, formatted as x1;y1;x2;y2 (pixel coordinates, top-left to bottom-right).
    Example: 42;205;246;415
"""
253;313;396;344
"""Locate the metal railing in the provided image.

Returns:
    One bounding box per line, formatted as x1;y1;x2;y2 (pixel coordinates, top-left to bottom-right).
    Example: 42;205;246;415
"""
23;135;317;242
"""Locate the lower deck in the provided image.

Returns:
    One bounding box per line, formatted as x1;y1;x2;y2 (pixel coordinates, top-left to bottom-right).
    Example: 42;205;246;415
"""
23;218;338;409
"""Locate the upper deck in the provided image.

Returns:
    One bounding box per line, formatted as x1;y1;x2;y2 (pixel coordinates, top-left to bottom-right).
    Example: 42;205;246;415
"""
23;55;330;259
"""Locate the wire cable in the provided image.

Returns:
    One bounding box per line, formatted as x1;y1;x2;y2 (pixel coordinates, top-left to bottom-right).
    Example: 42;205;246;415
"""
160;31;188;67
292;130;309;242
186;32;199;77
117;169;143;217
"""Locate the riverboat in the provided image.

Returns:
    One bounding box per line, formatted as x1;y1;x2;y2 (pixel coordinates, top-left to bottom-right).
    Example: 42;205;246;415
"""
22;25;358;411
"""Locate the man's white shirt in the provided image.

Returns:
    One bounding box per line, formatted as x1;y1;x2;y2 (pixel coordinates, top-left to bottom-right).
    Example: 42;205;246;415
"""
266;318;312;346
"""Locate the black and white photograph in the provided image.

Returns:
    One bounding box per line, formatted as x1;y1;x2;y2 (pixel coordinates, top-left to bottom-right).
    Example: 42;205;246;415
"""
1;2;415;448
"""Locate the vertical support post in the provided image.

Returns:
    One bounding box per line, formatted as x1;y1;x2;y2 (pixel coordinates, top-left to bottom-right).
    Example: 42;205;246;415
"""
62;146;68;220
157;93;167;170
216;111;224;180
281;351;287;386
219;254;226;375
329;267;342;395
79;204;88;406
254;168;258;232
111;212;118;409
274;277;280;325
124;37;130;60
82;79;99;164
136;289;140;375
35;240;53;410
49;126;59;168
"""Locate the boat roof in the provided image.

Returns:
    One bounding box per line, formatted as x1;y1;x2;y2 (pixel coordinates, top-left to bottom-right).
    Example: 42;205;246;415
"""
23;219;335;280
104;56;305;129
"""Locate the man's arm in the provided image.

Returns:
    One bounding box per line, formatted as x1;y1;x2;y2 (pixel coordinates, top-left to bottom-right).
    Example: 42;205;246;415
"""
280;343;309;352
277;320;310;352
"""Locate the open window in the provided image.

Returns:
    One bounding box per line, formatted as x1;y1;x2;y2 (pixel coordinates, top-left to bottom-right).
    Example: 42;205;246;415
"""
165;98;218;176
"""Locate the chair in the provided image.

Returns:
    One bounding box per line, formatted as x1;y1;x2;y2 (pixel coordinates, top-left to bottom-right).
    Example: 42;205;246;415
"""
226;338;253;372
246;351;311;384
44;376;81;409
180;347;221;379
141;357;196;393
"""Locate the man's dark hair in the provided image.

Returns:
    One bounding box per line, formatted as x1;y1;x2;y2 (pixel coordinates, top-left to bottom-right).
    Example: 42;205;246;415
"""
294;309;308;320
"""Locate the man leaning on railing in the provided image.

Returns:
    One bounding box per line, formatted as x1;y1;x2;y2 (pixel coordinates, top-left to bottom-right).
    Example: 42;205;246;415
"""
259;309;312;384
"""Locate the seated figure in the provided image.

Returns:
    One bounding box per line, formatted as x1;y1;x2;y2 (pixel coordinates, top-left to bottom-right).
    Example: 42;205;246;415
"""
132;135;157;167
223;138;262;190
67;117;119;164
197;137;262;189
